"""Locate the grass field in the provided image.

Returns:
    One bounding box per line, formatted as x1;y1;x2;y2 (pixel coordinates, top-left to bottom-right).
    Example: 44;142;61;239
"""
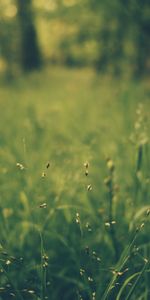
0;67;150;300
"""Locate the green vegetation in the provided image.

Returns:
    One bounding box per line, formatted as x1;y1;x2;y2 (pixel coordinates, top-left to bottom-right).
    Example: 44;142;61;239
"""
0;67;149;299
0;0;149;299
0;0;150;78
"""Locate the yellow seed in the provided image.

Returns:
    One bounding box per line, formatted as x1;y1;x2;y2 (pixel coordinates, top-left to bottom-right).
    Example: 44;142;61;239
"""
16;162;25;170
88;276;93;282
85;170;89;176
28;290;35;294
111;221;116;225
80;268;85;276
87;184;92;191
140;223;144;229
10;293;15;297
41;172;46;178
107;159;115;172
46;162;50;169
84;161;89;168
39;203;47;208
146;209;150;216
104;177;111;187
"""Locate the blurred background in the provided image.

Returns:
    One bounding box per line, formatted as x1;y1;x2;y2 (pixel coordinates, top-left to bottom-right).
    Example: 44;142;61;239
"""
0;0;150;80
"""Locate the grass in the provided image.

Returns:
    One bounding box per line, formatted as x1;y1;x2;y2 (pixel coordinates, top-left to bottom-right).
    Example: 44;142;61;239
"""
0;67;150;299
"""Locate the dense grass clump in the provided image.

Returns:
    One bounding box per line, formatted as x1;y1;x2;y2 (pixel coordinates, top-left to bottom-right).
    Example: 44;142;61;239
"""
0;67;149;299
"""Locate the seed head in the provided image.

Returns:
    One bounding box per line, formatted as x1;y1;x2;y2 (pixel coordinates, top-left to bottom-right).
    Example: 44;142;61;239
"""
105;222;110;227
75;212;80;224
87;184;92;191
39;203;47;208
146;209;150;216
85;246;90;255
43;262;48;268
88;276;93;282
10;293;15;297
46;161;50;169
140;223;144;229
6;259;11;265
92;292;96;300
111;221;116;225
28;290;35;294
85;222;92;231
16;162;25;170
84;161;89;168
107;159;115;172
41;172;46;178
80;268;85;276
104;176;111;187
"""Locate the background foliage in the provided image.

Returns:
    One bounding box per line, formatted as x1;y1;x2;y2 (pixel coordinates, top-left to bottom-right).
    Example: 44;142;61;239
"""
0;0;150;78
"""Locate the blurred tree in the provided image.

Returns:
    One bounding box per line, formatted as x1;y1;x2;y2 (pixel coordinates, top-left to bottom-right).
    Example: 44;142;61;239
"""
16;0;42;71
93;0;150;77
0;1;19;80
1;0;150;78
93;0;129;75
132;0;150;77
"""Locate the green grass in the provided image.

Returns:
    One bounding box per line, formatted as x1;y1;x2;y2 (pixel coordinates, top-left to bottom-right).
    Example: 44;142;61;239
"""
0;67;150;299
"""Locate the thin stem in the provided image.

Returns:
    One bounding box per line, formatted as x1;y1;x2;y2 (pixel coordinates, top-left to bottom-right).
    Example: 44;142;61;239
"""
39;230;45;300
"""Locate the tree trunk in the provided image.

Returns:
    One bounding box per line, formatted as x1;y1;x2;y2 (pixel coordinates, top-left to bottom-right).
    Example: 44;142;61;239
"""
16;0;42;72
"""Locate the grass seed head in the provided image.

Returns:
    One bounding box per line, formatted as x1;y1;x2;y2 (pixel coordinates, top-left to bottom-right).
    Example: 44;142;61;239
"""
75;212;80;224
16;162;25;170
10;293;15;297
104;176;111;187
146;208;150;216
105;222;110;227
84;161;89;168
43;262;48;268
140;222;145;229
85;222;92;231
106;159;115;172
88;276;93;282
5;259;11;265
85;246;90;255
80;268;85;276
87;184;92;191
28;290;35;294
41;172;46;178
111;221;116;225
46;161;50;169
39;203;47;208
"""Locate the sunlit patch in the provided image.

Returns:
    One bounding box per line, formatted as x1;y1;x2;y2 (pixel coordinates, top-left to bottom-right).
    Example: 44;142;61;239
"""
63;0;79;7
0;59;7;73
4;4;17;18
44;0;58;11
3;208;13;218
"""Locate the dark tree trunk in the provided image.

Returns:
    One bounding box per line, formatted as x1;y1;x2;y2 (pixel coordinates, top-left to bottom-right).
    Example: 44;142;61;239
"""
17;0;42;72
135;3;150;77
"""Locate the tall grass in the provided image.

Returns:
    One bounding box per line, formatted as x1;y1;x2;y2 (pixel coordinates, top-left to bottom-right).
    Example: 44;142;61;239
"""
0;67;149;299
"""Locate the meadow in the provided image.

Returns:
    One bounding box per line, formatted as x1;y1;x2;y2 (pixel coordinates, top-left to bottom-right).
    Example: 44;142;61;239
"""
0;67;149;299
